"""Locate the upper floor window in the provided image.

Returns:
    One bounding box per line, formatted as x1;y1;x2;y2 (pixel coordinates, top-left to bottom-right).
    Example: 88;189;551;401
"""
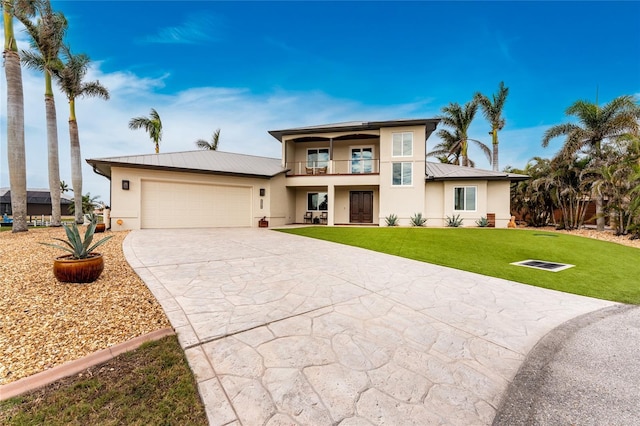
454;186;477;211
392;162;412;186
351;147;374;173
307;148;329;168
392;132;413;157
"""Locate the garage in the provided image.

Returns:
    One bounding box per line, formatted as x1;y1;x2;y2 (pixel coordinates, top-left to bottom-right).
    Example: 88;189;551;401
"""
140;180;252;229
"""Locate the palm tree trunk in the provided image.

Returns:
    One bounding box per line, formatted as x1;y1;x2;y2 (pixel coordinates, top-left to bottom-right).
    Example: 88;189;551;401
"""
68;116;83;224
45;93;62;226
595;195;605;231
4;47;28;232
492;129;499;171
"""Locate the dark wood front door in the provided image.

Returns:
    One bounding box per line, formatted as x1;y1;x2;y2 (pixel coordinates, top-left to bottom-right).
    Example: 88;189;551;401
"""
350;191;373;223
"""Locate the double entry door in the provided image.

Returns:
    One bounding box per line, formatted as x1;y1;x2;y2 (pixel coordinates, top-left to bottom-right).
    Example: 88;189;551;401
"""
350;191;373;223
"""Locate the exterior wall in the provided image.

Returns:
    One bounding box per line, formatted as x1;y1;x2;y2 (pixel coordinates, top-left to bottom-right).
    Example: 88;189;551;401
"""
424;181;445;226
486;180;512;228
292;186;380;225
424;179;512;228
378;125;427;226
109;167;277;231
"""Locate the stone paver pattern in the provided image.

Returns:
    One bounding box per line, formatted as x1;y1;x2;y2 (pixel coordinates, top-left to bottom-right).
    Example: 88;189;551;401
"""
123;228;614;426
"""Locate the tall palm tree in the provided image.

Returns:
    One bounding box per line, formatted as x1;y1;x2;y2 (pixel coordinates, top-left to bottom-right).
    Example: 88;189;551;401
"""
475;81;509;171
2;0;41;232
427;128;480;167
542;95;640;230
57;45;110;224
195;128;221;150
129;108;162;153
437;100;489;167
19;0;67;226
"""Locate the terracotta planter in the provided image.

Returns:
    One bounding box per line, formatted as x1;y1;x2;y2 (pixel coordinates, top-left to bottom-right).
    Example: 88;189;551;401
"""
53;253;104;283
95;223;106;233
258;220;269;228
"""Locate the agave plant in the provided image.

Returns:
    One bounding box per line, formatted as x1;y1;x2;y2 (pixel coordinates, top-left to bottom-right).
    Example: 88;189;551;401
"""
385;213;399;226
41;217;112;259
476;216;489;227
446;214;464;227
410;212;427;227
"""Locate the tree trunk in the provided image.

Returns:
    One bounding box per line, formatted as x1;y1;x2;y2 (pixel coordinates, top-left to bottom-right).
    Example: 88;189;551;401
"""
595;194;605;231
4;48;28;232
69;118;83;224
492;129;499;171
45;93;62;226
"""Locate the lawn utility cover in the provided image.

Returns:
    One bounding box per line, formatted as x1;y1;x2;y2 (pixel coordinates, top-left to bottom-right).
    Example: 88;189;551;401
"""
511;260;575;272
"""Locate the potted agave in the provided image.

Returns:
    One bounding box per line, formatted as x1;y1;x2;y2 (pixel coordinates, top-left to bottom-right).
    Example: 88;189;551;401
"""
41;217;113;283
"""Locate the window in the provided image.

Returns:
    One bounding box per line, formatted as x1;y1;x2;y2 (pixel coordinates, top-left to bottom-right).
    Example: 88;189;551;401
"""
454;186;477;211
307;148;329;168
392;132;413;157
307;192;328;211
351;147;373;173
392;162;412;186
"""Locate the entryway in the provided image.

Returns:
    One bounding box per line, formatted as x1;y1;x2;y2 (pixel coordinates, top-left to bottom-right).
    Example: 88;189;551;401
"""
350;191;373;223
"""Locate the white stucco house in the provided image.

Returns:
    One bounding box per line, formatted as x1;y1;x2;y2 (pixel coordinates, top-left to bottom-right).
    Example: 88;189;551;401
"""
87;118;527;231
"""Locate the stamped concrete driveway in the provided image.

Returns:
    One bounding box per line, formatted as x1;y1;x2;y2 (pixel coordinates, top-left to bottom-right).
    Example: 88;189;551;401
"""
123;228;614;426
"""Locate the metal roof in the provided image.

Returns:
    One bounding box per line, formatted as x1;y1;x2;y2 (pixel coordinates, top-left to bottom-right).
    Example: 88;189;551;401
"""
268;118;441;142
425;162;529;181
0;188;73;204
86;150;287;179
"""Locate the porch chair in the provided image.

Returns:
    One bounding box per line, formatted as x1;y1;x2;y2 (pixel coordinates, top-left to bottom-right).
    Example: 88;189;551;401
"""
316;166;328;175
319;211;328;225
305;166;314;175
303;211;313;224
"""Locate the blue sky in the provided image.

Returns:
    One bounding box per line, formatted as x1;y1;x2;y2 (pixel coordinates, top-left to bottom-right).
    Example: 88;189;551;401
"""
1;1;639;205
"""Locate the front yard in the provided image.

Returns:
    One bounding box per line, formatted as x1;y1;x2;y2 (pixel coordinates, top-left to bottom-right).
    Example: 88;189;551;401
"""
279;227;640;305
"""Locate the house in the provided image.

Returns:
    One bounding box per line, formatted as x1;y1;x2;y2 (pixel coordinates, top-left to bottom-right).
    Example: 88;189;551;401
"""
86;118;528;230
0;188;73;216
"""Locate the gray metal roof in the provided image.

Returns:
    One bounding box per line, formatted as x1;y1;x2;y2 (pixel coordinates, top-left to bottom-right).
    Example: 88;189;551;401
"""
425;162;529;181
268;118;441;142
86;150;287;179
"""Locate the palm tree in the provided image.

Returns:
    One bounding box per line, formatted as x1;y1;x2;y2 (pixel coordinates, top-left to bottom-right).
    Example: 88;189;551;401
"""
2;0;41;232
129;108;162;153
59;180;68;193
68;192;100;215
19;0;67;226
57;45;110;224
195;128;221;150
542;95;640;230
437;101;490;167
427;128;479;167
475;81;509;171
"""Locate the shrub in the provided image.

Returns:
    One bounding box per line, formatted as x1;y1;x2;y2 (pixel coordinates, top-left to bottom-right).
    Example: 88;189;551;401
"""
385;213;399;226
476;217;489;227
410;213;427;227
446;214;464;227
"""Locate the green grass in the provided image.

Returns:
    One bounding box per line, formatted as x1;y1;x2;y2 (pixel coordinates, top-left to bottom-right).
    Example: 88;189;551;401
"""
0;336;208;425
279;227;640;304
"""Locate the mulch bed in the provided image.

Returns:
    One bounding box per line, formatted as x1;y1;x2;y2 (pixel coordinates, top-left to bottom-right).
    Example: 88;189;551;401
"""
0;227;170;385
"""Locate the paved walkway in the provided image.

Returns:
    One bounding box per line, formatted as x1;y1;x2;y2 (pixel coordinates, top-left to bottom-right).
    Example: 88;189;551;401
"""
123;228;614;426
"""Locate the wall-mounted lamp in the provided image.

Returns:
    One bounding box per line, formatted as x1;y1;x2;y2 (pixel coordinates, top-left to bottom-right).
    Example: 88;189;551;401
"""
259;188;266;197
122;180;130;190
116;219;123;225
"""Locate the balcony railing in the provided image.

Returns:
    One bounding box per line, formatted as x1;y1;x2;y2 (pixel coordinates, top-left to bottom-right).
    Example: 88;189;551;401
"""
286;159;380;176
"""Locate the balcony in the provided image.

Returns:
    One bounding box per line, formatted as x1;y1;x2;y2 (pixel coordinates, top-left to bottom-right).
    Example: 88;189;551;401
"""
286;159;380;176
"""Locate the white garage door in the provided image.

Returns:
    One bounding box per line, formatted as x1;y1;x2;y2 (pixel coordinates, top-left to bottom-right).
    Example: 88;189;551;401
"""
141;180;252;229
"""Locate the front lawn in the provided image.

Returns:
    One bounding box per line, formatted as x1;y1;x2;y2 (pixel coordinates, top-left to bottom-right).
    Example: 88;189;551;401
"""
279;227;640;304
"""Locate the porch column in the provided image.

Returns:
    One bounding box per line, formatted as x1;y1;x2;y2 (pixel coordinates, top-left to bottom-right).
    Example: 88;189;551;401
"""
328;184;335;226
329;138;334;174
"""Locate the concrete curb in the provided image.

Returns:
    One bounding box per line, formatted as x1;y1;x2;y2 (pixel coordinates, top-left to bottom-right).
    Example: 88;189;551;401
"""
0;327;175;401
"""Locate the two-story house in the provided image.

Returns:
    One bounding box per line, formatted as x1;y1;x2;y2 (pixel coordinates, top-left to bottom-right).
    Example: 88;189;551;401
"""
87;118;527;230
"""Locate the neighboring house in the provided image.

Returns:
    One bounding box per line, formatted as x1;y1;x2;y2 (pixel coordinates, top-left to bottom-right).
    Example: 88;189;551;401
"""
86;118;528;230
0;188;73;216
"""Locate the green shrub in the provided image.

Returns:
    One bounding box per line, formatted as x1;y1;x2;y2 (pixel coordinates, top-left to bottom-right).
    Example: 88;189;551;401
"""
385;213;399;226
410;213;427;227
446;214;463;227
476;216;489;227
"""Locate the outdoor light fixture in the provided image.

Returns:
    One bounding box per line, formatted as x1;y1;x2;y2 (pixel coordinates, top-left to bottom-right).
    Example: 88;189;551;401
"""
259;188;266;196
122;180;130;190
